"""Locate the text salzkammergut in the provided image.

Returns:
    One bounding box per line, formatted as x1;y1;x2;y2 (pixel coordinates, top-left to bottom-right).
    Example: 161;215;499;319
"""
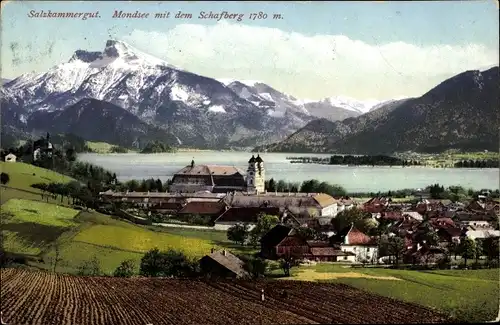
27;10;100;20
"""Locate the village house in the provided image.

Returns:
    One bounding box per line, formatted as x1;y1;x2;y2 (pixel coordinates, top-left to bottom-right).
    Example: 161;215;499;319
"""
224;191;339;223
402;211;424;222
176;201;228;222
4;153;16;162
464;229;500;240
336;197;355;213
362;197;391;213
259;225;356;262
330;225;378;263
453;211;495;229
259;225;310;260
199;249;250;279
415;199;445;214
428;217;463;247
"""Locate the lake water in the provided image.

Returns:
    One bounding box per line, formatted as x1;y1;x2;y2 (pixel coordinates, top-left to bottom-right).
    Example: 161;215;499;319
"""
77;151;499;193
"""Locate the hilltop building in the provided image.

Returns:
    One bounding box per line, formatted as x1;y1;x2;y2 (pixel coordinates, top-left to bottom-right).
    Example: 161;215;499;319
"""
169;154;266;194
33;132;53;162
4;153;16;162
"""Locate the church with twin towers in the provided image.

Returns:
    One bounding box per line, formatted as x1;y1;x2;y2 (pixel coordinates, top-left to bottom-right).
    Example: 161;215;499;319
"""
169;154;265;194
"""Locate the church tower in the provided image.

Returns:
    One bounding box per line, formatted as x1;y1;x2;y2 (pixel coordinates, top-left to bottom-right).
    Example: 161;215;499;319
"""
246;154;265;194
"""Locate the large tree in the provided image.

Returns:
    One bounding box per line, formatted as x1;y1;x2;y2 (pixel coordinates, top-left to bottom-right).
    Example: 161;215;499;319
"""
140;248;199;277
482;235;499;265
331;207;371;233
227;223;250;246
249;214;280;247
458;237;476;267
378;235;406;266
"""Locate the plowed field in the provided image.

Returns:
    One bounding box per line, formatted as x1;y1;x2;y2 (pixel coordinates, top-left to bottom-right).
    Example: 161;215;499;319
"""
0;268;454;324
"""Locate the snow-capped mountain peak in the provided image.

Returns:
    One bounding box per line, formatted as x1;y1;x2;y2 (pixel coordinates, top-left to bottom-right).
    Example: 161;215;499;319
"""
69;39;171;68
324;96;382;114
217;78;264;87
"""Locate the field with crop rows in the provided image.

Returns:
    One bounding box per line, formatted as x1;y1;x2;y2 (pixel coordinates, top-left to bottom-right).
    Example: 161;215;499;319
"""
73;224;219;257
0;269;453;325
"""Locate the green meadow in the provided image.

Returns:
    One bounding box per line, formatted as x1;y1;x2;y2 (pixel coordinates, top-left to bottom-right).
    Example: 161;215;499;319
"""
279;263;499;323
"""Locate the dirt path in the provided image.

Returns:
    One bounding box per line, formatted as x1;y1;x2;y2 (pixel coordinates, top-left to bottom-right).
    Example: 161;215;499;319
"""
282;269;402;281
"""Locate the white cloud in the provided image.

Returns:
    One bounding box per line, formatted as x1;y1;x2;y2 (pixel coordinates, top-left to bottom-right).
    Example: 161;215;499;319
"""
122;21;497;100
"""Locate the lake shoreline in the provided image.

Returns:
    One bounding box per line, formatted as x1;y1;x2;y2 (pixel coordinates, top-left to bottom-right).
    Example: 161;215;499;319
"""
77;151;499;193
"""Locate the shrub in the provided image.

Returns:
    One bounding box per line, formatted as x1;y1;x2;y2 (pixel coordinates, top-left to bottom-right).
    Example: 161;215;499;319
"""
0;172;9;185
113;259;136;277
77;256;101;276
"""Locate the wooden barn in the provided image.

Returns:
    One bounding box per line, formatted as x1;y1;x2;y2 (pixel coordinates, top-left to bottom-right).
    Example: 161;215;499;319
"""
199;249;249;279
259;225;310;260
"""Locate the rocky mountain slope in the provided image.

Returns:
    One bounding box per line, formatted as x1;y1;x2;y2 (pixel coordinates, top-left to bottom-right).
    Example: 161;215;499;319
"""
2;40;373;149
27;98;179;148
255;67;500;154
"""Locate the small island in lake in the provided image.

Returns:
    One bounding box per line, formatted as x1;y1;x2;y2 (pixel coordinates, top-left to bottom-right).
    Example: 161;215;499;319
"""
140;141;177;154
287;155;422;167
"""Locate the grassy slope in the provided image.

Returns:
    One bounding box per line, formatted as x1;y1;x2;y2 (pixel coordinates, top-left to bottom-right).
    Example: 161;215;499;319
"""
284;264;499;323
0;161;75;205
1;199;80;255
0;162;74;189
0;161;248;274
86;141;136;153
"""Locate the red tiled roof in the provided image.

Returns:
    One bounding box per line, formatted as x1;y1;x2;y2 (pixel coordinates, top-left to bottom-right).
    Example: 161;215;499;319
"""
214;207;280;223
346;227;375;245
429;217;456;228
381;211;403;221
177;201;226;215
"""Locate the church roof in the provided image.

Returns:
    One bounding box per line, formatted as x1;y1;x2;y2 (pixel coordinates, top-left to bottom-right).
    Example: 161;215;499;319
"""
255;154;263;163
174;165;243;176
248;155;256;163
208;166;243;176
175;165;212;176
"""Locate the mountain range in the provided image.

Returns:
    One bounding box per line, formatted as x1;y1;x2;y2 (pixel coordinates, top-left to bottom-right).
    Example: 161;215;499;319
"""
1;40;389;150
254;66;500;154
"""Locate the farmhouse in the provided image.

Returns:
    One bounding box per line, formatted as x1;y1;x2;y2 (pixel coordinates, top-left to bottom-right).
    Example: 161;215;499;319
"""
4;153;16;162
330;225;378;263
199;249;250;279
260;225;310;260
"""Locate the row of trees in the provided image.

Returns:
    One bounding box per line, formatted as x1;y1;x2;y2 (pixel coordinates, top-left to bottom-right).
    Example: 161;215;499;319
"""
140;141;176;154
454;159;499;168
31;182;95;208
427;184;500;200
111;248;269;279
329;155;422;166
264;178;348;197
350;184;499;201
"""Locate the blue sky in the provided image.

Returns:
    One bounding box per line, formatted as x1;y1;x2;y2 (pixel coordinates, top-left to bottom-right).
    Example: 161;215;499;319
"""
1;0;498;100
